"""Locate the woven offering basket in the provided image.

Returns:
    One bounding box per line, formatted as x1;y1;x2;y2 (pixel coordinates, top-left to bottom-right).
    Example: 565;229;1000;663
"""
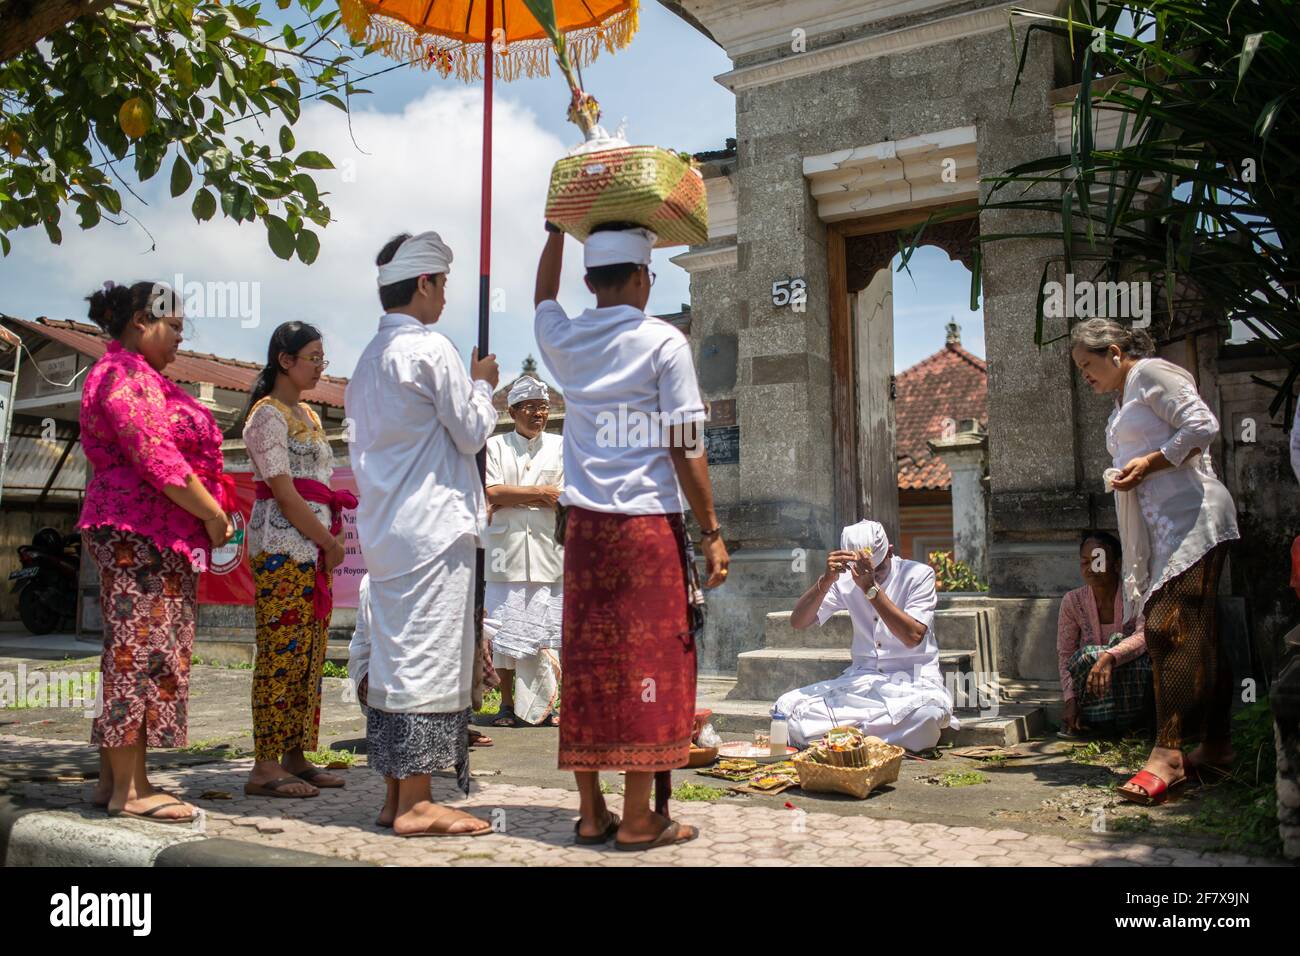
545;145;708;248
793;742;905;800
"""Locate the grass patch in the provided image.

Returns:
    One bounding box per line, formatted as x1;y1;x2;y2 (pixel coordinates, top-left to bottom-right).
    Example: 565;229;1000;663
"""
305;747;356;767
599;779;623;795
672;782;728;801
192;656;254;670
321;661;348;680
1066;735;1151;769
937;769;987;788
1108;813;1153;834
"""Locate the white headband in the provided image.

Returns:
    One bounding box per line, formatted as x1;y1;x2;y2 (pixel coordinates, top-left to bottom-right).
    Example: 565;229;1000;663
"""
507;376;549;406
377;231;453;287
583;227;656;269
840;520;889;568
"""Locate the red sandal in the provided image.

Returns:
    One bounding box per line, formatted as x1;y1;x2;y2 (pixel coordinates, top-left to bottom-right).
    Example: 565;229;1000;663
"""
1117;769;1185;806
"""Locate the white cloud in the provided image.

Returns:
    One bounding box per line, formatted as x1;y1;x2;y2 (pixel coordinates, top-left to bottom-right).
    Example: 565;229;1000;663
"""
0;85;678;385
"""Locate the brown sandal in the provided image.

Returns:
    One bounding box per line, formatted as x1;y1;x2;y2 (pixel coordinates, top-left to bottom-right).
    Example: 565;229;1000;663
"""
291;766;345;788
244;776;319;799
107;799;196;824
615;820;699;852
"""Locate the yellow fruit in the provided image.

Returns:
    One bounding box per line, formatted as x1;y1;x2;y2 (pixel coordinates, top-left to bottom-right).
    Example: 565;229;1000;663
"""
118;97;152;140
5;130;21;158
175;59;194;88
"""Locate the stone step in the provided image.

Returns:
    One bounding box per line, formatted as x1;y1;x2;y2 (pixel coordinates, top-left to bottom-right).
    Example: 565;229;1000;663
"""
763;608;986;651
730;647;972;702
998;677;1065;722
698;688;1047;748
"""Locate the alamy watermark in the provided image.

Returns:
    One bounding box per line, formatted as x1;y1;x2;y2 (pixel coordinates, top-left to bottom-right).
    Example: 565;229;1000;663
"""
1042;274;1151;327
151;274;262;328
595;406;706;458
0;664;101;717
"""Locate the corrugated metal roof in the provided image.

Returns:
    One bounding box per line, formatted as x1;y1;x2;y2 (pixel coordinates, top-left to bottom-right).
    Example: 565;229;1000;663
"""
1;432;87;501
1;316;348;408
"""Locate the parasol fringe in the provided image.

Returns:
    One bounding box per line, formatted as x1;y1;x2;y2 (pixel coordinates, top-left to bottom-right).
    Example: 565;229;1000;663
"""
338;0;639;82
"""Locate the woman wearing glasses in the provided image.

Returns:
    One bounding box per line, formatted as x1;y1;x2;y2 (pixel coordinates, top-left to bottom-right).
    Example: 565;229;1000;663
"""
240;322;357;798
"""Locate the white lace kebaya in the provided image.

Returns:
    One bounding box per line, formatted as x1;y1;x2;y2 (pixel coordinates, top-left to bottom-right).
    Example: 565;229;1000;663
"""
1106;357;1240;613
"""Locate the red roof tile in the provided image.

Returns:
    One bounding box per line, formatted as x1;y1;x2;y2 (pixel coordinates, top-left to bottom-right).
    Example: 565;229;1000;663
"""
895;341;987;491
3;316;348;408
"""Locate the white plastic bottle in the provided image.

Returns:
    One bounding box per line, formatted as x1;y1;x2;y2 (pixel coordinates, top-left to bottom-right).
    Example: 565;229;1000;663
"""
769;710;789;756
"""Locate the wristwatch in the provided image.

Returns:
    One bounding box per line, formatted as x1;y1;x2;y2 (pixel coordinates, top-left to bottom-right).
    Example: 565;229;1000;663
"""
865;584;880;601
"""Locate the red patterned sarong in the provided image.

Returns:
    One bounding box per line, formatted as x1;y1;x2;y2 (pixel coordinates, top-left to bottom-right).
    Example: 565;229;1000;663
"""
557;507;696;772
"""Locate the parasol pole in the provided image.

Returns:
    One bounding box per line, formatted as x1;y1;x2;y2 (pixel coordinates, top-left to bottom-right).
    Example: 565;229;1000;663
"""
474;1;495;636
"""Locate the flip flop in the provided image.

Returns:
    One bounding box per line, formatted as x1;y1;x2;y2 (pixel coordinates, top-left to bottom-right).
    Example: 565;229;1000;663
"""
244;776;319;799
468;728;494;748
614;820;700;853
107;799;196;824
489;707;518;728
1117;769;1185;806
290;766;345;788
397;809;493;838
574;811;621;846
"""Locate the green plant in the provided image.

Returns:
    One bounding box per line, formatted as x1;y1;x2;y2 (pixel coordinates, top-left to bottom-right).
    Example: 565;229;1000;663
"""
476;688;501;717
927;551;989;592
906;0;1300;411
305;747;355;767
2;0;369;259
321;661;348;680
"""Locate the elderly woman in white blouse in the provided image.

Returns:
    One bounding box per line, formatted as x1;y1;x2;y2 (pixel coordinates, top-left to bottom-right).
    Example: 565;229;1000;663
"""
1071;318;1240;805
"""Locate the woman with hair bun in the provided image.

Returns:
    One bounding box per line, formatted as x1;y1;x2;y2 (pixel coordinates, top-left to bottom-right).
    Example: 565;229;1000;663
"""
79;280;234;823
1070;318;1240;804
239;321;355;799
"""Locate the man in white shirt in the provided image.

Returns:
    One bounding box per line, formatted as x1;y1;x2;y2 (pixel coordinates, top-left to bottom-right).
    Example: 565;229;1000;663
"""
344;230;498;838
776;520;958;752
483;375;564;728
533;221;729;852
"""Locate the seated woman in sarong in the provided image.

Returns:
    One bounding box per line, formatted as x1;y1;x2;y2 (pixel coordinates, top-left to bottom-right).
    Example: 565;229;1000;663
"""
1057;531;1153;738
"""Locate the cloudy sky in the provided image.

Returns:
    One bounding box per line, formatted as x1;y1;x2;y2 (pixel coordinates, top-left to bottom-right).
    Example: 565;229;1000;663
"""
0;3;982;378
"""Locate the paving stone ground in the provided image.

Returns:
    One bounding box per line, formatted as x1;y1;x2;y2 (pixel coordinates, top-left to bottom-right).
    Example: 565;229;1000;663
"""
4;735;1278;867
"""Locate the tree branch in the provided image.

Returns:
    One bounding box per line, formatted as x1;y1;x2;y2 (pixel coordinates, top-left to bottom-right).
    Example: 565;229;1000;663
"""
0;0;118;64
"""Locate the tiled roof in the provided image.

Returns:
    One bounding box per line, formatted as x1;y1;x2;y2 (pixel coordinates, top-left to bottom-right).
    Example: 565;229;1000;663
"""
2;316;348;408
895;341;987;491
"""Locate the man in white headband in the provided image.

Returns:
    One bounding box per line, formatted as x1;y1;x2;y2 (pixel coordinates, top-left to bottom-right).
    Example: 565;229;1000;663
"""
532;220;729;851
343;230;498;837
775;519;959;751
482;372;565;728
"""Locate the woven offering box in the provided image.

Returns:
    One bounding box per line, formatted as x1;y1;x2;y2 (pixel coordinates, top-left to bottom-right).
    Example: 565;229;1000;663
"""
820;725;870;767
793;729;905;799
545;145;708;248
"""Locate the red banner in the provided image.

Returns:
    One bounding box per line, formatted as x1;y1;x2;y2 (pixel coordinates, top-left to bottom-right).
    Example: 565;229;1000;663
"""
198;468;365;608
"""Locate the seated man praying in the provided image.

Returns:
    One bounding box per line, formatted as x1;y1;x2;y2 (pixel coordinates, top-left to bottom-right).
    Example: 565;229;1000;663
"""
774;519;958;752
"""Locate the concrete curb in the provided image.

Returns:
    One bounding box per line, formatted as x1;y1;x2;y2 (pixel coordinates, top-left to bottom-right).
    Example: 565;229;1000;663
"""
0;797;370;867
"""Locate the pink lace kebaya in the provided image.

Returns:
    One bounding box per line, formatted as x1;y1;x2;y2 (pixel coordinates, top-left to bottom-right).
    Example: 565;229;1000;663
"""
78;341;227;559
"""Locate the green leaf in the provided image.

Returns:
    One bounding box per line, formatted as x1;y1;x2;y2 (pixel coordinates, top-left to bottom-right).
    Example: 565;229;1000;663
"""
76;199;101;229
0;234;10;257
295;228;320;264
205;146;232;173
318;93;348;112
279;125;295;152
266;214;295;259
170;155;193;197
1237;33;1264;94
295;150;334;170
192;187;217;221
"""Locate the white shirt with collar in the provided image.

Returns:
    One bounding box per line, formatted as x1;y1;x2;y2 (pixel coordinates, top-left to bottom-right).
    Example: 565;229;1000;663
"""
484;428;565;583
345;312;496;582
533;299;705;515
817;556;941;682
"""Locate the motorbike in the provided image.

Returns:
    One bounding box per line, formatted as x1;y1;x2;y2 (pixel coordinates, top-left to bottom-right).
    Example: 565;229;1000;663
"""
8;527;80;635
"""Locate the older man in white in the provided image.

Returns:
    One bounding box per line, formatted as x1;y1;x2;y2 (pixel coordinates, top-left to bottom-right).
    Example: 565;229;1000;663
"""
775;520;959;752
345;230;498;838
483;375;564;728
